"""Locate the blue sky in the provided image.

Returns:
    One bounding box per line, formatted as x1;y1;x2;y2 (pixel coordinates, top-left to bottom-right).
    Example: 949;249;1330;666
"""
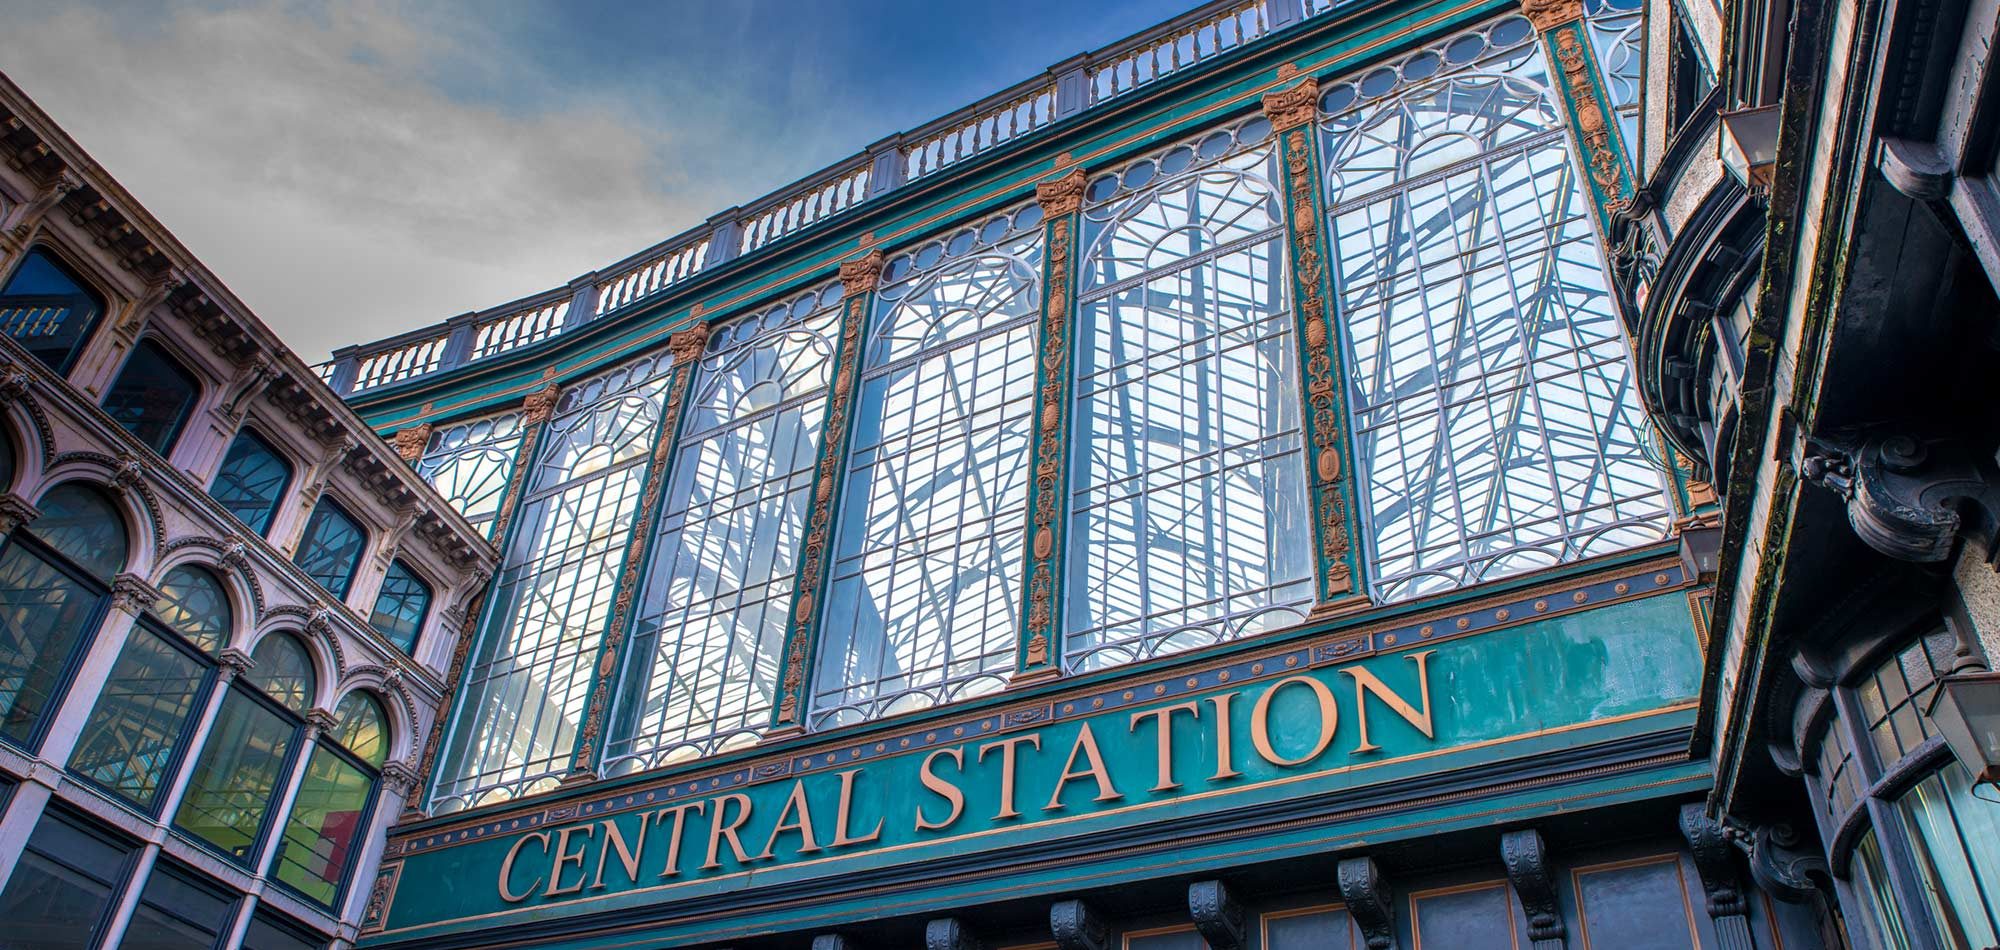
0;0;1195;358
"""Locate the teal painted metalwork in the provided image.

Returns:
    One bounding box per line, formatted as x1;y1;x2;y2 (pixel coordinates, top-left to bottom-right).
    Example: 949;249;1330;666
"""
1014;168;1088;679
1535;14;1638;240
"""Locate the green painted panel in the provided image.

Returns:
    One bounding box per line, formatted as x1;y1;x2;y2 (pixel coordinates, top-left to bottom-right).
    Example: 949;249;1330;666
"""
369;590;1699;939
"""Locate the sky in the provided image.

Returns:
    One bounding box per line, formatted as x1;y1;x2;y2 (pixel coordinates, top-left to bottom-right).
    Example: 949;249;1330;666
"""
0;0;1195;360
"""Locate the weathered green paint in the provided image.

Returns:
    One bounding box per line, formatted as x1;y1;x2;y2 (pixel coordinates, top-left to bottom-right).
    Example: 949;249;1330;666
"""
368;588;1700;941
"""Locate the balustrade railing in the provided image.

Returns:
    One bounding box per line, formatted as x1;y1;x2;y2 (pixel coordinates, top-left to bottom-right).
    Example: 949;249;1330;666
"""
320;0;1364;396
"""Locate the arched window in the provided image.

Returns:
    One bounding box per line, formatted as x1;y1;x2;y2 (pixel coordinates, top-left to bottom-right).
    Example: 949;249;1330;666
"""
368;559;430;654
175;632;313;864
274;691;386;907
607;280;843;772
435;353;676;811
1066;114;1313;672
293;498;365;600
813;203;1045;729
70;565;229;810
413;410;525;539
1318;18;1670;602
0;429;14;492
103;338;201;457
0;247;106;374
0;482;125;748
209;430;292;537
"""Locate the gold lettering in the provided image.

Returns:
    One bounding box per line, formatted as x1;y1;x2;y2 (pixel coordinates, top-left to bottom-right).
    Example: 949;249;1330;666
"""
756;780;821;860
977;733;1042;820
702;793;755;870
590;818;647;890
1207;692;1243;781
543;824;594;897
1046;722;1122;811
497;831;550;903
831;768;883;846
1129;701;1200;792
917;747;967;831
1251;676;1339;767
650;801;706;879
1342;650;1436;753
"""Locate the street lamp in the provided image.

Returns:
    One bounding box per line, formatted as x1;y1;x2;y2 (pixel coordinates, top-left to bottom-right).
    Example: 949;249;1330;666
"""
1719;105;1782;197
1926;670;2000;786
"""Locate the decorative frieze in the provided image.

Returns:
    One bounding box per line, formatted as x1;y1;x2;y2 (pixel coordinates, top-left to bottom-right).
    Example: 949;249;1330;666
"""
1017;168;1087;679
391;424;432;464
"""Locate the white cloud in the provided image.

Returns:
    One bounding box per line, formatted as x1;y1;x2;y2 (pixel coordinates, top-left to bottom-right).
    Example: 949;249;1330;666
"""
0;1;710;359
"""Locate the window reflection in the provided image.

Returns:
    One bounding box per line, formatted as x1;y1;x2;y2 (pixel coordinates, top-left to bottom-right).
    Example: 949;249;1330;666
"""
209;431;292;537
0;248;105;375
102;338;200;457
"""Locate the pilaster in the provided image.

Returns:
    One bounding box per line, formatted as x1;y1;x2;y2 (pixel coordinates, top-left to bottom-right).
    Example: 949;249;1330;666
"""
1015;167;1087;682
565;324;709;780
1264;79;1369;613
1527;0;1639;238
769;251;884;736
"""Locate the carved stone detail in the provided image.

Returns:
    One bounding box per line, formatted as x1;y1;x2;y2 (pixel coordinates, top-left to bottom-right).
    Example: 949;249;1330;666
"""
1500;829;1566;948
1726;820;1827;906
811;935;857;950
5;171;79;244
1018;194;1081;673
1260;77;1321;132
0;492;40;535
1337;855;1397;950
926;917;985;950
1189;880;1248;950
1549;28;1628;211
380;760;422;799
1801;431;2000;563
838;250;886;296
1680;804;1756;950
1035;168;1089;217
305;707;339;737
668;324;712;364
391;424;431;463
1520;0;1584;31
1050;899;1112;950
109;572;164;614
521;382;563;425
218;646;255;680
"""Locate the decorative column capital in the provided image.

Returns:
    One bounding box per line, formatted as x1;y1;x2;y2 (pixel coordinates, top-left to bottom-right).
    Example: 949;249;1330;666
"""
218;646;256;680
391;424;431;463
1260;77;1321;132
110;572;165;614
1188;880;1248;950
1049;899;1112;950
0;492;40;535
521;382;563;425
838;251;886;296
1336;855;1398;950
0;367;30;403
1035;167;1089;217
668;324;712;364
380;759;422;798
1519;0;1584;31
306;707;339;736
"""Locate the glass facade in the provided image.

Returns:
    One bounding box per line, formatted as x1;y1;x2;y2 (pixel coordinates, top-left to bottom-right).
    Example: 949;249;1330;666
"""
0;483;123;748
209;430;292;537
0;247;105;375
102;337;201;457
68;616;211;808
414;409;526;539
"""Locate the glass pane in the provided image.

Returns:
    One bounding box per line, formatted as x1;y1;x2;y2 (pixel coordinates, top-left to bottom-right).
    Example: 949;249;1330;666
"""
415;410;525;538
250;634;315;713
209;431;291;536
0;248;106;374
1897;765;2000;947
0;429;14;491
102;339;200;456
243;912;327;950
292;500;365;600
27;482;126;579
69;623;209;808
123;863;234;950
330;691;387;768
813;222;1043;728
1264;907;1358;949
1854;829;1914;950
0;543;103;746
273;746;373;907
153;566;230;654
608;283;839;771
1410;883;1517;949
175;689;297;863
435;354;674;811
1320;20;1671;601
0;811;132;949
1127;930;1207;950
1069;123;1311;671
1573;858;1698;949
368;560;430;654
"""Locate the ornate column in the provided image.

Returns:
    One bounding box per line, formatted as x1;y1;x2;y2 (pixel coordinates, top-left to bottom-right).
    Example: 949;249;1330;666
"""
1523;0;1639;236
407;381;556;814
1014;167;1086;682
0;493;40;538
565;324;709;779
1264;79;1369;613
768;251;885;737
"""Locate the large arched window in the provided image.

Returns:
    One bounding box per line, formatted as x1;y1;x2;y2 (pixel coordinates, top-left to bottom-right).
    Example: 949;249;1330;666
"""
435;353;675;811
1319;17;1670;602
293;498;366;600
0;428;15;491
812;203;1045;728
102;338;201;457
0;482;125;748
1066;114;1313;672
414;410;526;539
274;690;386;907
209;430;292;537
70;565;229;811
175;632;314;864
0;247;106;374
368;559;431;655
607;281;843;772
